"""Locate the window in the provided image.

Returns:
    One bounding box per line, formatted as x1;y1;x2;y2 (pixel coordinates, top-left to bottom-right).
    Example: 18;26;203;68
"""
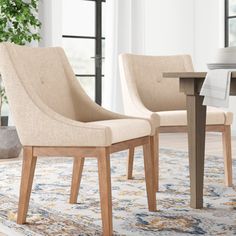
62;0;106;105
225;0;236;46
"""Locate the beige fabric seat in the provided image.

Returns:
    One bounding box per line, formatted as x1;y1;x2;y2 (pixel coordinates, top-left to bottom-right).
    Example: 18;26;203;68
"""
119;53;233;189
88;119;151;144
0;43;159;236
158;107;232;126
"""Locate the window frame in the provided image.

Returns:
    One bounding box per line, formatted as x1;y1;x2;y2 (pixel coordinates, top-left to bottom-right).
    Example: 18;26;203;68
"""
225;0;236;46
62;0;105;105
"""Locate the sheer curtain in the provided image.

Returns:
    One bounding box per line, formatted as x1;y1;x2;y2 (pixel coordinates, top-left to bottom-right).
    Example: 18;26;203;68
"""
103;0;145;112
38;0;62;47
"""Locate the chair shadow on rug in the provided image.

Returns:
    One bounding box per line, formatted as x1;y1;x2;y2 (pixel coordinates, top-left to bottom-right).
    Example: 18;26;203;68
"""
0;43;160;235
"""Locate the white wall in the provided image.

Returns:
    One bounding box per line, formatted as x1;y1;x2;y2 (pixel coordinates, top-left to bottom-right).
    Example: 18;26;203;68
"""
142;0;224;69
144;0;194;56
39;0;62;47
194;0;225;71
131;0;146;54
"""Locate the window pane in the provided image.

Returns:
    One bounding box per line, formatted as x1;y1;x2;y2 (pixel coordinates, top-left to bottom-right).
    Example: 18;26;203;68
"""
102;39;105;75
62;0;95;36
77;76;95;101
229;18;236;46
102;39;105;58
62;38;95;75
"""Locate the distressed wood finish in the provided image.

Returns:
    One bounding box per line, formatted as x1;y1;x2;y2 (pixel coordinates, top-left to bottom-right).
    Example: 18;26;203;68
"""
159;125;225;133
127;147;135;179
110;136;149;153
33;136;149;157
163;71;236;78
18;136;156;235
222;125;233;187
164;72;236;96
70;157;85;204
163;71;235;209
126;134;159;191
187;95;206;209
143;137;157;211
150;134;159;192
17;147;37;224
98;147;113;235
33;146;102;157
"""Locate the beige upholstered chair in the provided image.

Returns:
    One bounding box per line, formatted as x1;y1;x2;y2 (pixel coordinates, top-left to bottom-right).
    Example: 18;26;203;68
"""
0;43;160;235
119;53;233;190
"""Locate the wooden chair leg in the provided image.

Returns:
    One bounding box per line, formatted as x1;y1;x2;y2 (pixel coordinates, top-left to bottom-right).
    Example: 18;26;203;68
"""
70;157;85;204
151;132;159;192
17;147;37;224
143;138;157;212
97;147;113;236
222;125;233;187
127;147;135;179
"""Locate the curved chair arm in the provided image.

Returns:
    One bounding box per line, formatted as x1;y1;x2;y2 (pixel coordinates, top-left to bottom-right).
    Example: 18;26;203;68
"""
119;53;156;118
71;75;159;136
25;94;115;147
8;84;113;147
58;49;160;135
0;44;113;147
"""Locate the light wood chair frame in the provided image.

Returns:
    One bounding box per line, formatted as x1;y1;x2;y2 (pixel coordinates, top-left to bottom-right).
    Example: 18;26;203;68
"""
17;136;157;236
127;125;233;192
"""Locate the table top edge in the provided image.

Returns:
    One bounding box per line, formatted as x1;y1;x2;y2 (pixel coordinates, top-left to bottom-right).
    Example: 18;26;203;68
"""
163;71;236;78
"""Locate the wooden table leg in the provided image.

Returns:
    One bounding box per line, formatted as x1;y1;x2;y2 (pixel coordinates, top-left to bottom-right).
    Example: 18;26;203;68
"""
186;94;206;209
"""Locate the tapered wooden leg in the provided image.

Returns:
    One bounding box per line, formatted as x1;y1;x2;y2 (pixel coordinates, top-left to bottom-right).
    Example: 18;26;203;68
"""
186;95;206;209
151;132;159;192
127;147;135;179
97;148;113;236
143;138;157;212
70;157;85;204
17;147;37;224
222;125;233;187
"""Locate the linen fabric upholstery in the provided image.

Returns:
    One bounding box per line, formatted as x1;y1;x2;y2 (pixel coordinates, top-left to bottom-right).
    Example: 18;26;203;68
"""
0;43;159;147
88;119;151;144
119;53;233;127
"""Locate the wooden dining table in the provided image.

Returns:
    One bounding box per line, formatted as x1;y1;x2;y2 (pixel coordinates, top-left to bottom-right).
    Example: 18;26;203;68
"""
163;72;236;209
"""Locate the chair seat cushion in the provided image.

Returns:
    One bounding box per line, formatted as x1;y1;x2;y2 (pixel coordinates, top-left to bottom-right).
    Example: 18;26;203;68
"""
88;119;151;144
158;107;233;127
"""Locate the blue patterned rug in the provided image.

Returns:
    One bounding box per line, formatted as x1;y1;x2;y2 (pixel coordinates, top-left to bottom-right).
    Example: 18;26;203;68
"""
0;148;235;235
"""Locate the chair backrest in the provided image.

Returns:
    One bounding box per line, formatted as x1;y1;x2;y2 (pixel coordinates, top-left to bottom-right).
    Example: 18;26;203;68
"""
119;54;194;112
0;43;86;120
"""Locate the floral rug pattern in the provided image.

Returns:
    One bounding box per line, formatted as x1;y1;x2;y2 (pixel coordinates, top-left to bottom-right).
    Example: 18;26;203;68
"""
0;148;235;235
